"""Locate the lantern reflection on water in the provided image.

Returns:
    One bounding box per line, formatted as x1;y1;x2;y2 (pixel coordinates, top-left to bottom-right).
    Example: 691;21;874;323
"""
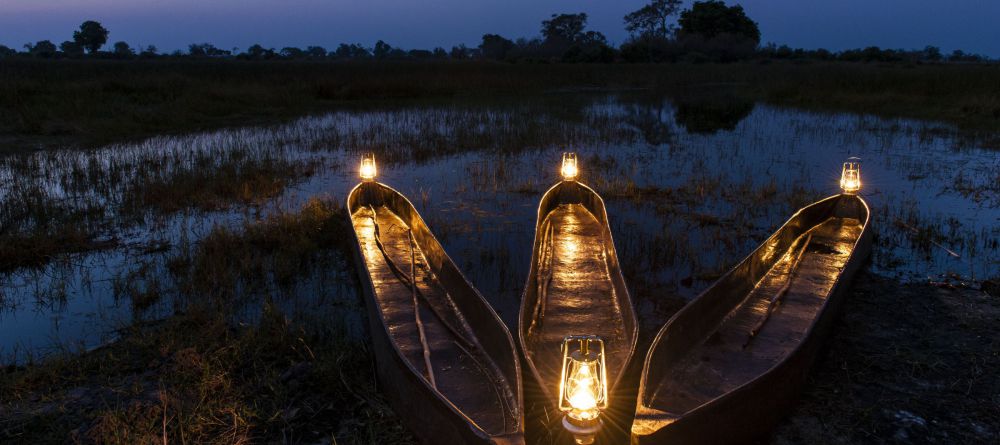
360;152;377;182
559;335;607;444
840;157;861;194
561;152;579;181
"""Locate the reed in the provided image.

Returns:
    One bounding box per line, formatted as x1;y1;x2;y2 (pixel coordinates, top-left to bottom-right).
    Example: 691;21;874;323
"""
0;305;415;444
2;60;998;152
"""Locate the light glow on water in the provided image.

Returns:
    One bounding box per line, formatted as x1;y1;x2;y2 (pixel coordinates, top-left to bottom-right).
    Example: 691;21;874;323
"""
0;93;996;363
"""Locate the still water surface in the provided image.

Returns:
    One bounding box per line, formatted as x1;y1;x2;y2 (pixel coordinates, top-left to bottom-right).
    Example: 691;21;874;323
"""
1;93;996;363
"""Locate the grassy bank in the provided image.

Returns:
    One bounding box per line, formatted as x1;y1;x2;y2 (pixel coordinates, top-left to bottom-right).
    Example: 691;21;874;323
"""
0;307;414;444
1;60;999;151
0;142;319;273
4;271;996;444
0;198;402;443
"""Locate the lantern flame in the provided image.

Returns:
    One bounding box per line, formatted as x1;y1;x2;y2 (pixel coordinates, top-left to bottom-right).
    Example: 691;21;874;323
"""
561;152;579;181
840;157;861;194
360;153;377;182
567;363;598;417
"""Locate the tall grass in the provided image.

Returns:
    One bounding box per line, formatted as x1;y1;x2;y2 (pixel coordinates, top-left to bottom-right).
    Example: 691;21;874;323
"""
0;306;414;444
1;60;998;151
0;197;397;444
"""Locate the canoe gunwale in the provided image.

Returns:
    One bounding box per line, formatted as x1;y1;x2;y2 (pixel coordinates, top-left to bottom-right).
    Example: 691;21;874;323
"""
633;193;872;442
346;181;524;444
518;179;640;408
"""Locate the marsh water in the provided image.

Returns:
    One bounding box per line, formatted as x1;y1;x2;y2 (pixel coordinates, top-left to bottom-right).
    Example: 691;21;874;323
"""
1;92;997;363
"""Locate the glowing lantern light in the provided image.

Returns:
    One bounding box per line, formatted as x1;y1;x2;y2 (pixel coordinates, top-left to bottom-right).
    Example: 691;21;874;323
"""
360;153;377;182
839;157;861;194
559;335;607;444
561;152;579;181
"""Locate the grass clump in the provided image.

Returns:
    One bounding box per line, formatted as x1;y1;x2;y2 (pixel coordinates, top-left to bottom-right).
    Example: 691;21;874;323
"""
2;60;998;152
1;196;413;444
0;184;113;272
123;151;319;215
0;307;414;444
168;197;352;304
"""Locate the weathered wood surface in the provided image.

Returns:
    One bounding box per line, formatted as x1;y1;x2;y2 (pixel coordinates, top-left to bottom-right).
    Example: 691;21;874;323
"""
347;182;524;445
519;180;638;412
632;194;872;445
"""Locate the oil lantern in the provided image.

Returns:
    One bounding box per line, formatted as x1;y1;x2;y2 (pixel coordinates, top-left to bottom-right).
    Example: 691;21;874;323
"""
558;335;608;444
839;157;861;194
360;152;377;182
561;152;579;181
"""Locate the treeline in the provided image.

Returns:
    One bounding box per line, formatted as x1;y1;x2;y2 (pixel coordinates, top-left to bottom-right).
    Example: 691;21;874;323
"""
0;1;993;64
758;44;989;64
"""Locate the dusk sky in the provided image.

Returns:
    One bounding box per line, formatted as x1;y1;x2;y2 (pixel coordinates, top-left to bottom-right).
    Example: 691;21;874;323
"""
2;0;998;56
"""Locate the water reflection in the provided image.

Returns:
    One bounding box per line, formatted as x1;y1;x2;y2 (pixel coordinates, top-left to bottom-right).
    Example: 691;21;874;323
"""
672;92;756;135
0;92;996;363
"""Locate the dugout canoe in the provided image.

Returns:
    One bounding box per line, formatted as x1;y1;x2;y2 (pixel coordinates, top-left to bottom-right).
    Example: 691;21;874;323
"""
518;179;639;412
347;180;524;445
632;193;872;445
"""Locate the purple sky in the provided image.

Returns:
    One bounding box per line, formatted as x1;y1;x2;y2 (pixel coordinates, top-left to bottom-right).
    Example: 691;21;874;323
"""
2;0;998;56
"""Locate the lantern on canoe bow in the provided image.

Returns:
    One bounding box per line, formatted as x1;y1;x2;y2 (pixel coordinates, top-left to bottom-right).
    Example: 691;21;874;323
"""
559;335;608;444
561;152;579;181
839;157;861;194
359;152;377;182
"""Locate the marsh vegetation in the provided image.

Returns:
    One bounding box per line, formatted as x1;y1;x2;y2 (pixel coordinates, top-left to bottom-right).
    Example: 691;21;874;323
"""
0;90;997;443
2;61;1000;153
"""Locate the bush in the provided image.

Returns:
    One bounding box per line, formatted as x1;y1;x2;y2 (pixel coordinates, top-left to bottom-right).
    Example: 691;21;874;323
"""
620;36;684;63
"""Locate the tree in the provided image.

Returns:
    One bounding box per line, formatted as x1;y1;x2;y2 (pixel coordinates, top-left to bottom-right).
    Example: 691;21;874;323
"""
334;43;370;59
479;34;514;60
373;40;392;59
540;13;613;61
139;45;158;58
678;1;760;45
25;40;58;58
112;41;134;58
60;40;84;57
244;44;276;60
541;13;588;46
624;0;683;38
450;44;469;59
408;49;433;59
73;20;109;54
0;45;16;58
561;31;615;63
675;1;760;61
506;38;545;61
432;47;448;58
306;46;327;59
923;45;942;62
280;47;305;59
620;35;683;63
813;48;833;60
189;43;229;57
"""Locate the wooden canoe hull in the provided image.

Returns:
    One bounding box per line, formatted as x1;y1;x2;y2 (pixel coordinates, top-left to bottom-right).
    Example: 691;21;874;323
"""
632;194;872;445
518;180;639;411
347;182;524;445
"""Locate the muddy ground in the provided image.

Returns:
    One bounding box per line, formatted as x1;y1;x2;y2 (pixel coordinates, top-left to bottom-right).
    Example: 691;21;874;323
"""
767;272;1000;445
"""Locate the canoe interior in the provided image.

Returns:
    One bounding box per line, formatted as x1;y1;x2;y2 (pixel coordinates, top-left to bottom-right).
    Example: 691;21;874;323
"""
520;181;638;406
640;194;869;418
348;182;521;438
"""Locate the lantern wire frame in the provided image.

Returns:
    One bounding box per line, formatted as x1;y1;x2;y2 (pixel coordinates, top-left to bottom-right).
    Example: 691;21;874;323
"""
561;152;579;181
558;335;608;421
360;152;377;182
840;157;861;194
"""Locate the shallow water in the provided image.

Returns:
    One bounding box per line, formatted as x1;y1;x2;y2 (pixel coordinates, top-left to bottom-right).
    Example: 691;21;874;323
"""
1;92;997;363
